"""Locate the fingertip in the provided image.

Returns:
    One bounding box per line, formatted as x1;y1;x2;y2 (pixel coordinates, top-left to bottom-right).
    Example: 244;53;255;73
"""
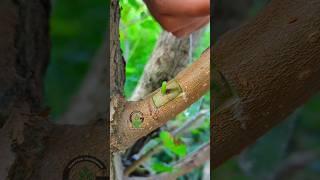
171;31;189;38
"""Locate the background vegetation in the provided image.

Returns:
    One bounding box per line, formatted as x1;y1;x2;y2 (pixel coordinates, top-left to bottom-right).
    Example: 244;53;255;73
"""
45;0;106;118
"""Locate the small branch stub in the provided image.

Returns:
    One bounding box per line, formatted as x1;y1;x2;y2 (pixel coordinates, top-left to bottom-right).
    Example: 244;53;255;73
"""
161;81;167;95
152;80;182;108
129;111;144;129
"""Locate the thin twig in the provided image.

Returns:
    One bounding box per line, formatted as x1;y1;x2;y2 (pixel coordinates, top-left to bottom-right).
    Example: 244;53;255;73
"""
127;142;210;180
269;149;320;180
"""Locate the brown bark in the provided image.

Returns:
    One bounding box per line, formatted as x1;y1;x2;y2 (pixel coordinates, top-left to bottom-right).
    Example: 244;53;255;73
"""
213;0;320;168
0;0;51;178
36;122;107;180
110;0;125;179
213;0;256;40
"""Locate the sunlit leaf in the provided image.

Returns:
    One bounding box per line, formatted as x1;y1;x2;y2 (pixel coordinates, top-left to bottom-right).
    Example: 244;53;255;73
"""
128;0;140;10
160;131;187;158
151;161;173;173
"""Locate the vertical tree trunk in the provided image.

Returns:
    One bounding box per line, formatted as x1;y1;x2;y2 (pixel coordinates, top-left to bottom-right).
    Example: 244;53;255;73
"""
110;0;125;179
0;0;51;178
1;1;108;179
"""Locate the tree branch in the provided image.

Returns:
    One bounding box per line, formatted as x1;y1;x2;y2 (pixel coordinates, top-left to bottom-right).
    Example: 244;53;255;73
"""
213;0;320;168
124;28;205;165
111;48;210;152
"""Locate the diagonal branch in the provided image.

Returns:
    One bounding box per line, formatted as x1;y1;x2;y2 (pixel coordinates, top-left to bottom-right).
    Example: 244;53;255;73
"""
213;0;320;168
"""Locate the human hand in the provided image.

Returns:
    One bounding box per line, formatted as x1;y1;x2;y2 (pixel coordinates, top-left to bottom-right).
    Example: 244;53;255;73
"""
144;0;210;37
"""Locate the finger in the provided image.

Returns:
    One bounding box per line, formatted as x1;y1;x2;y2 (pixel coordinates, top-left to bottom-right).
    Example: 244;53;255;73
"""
172;16;210;38
151;13;207;33
144;0;210;17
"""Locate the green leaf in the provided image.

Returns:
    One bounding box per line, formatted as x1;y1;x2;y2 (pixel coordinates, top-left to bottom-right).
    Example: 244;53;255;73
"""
128;0;140;10
141;19;156;29
160;131;187;158
160;131;173;146
151;161;173;173
132;117;142;128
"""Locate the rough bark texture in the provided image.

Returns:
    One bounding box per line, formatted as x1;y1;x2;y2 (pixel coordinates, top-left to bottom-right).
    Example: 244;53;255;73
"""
213;0;320;168
110;0;125;179
213;0;256;41
110;0;125;97
0;0;51;178
0;0;108;179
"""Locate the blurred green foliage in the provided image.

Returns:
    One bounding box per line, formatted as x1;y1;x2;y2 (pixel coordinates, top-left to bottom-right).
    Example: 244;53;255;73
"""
45;0;107;118
120;0;162;97
160;131;187;158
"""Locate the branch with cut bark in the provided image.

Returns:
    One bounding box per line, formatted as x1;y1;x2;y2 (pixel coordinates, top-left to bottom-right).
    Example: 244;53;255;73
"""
111;48;210;152
213;0;320;168
124;29;204;160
